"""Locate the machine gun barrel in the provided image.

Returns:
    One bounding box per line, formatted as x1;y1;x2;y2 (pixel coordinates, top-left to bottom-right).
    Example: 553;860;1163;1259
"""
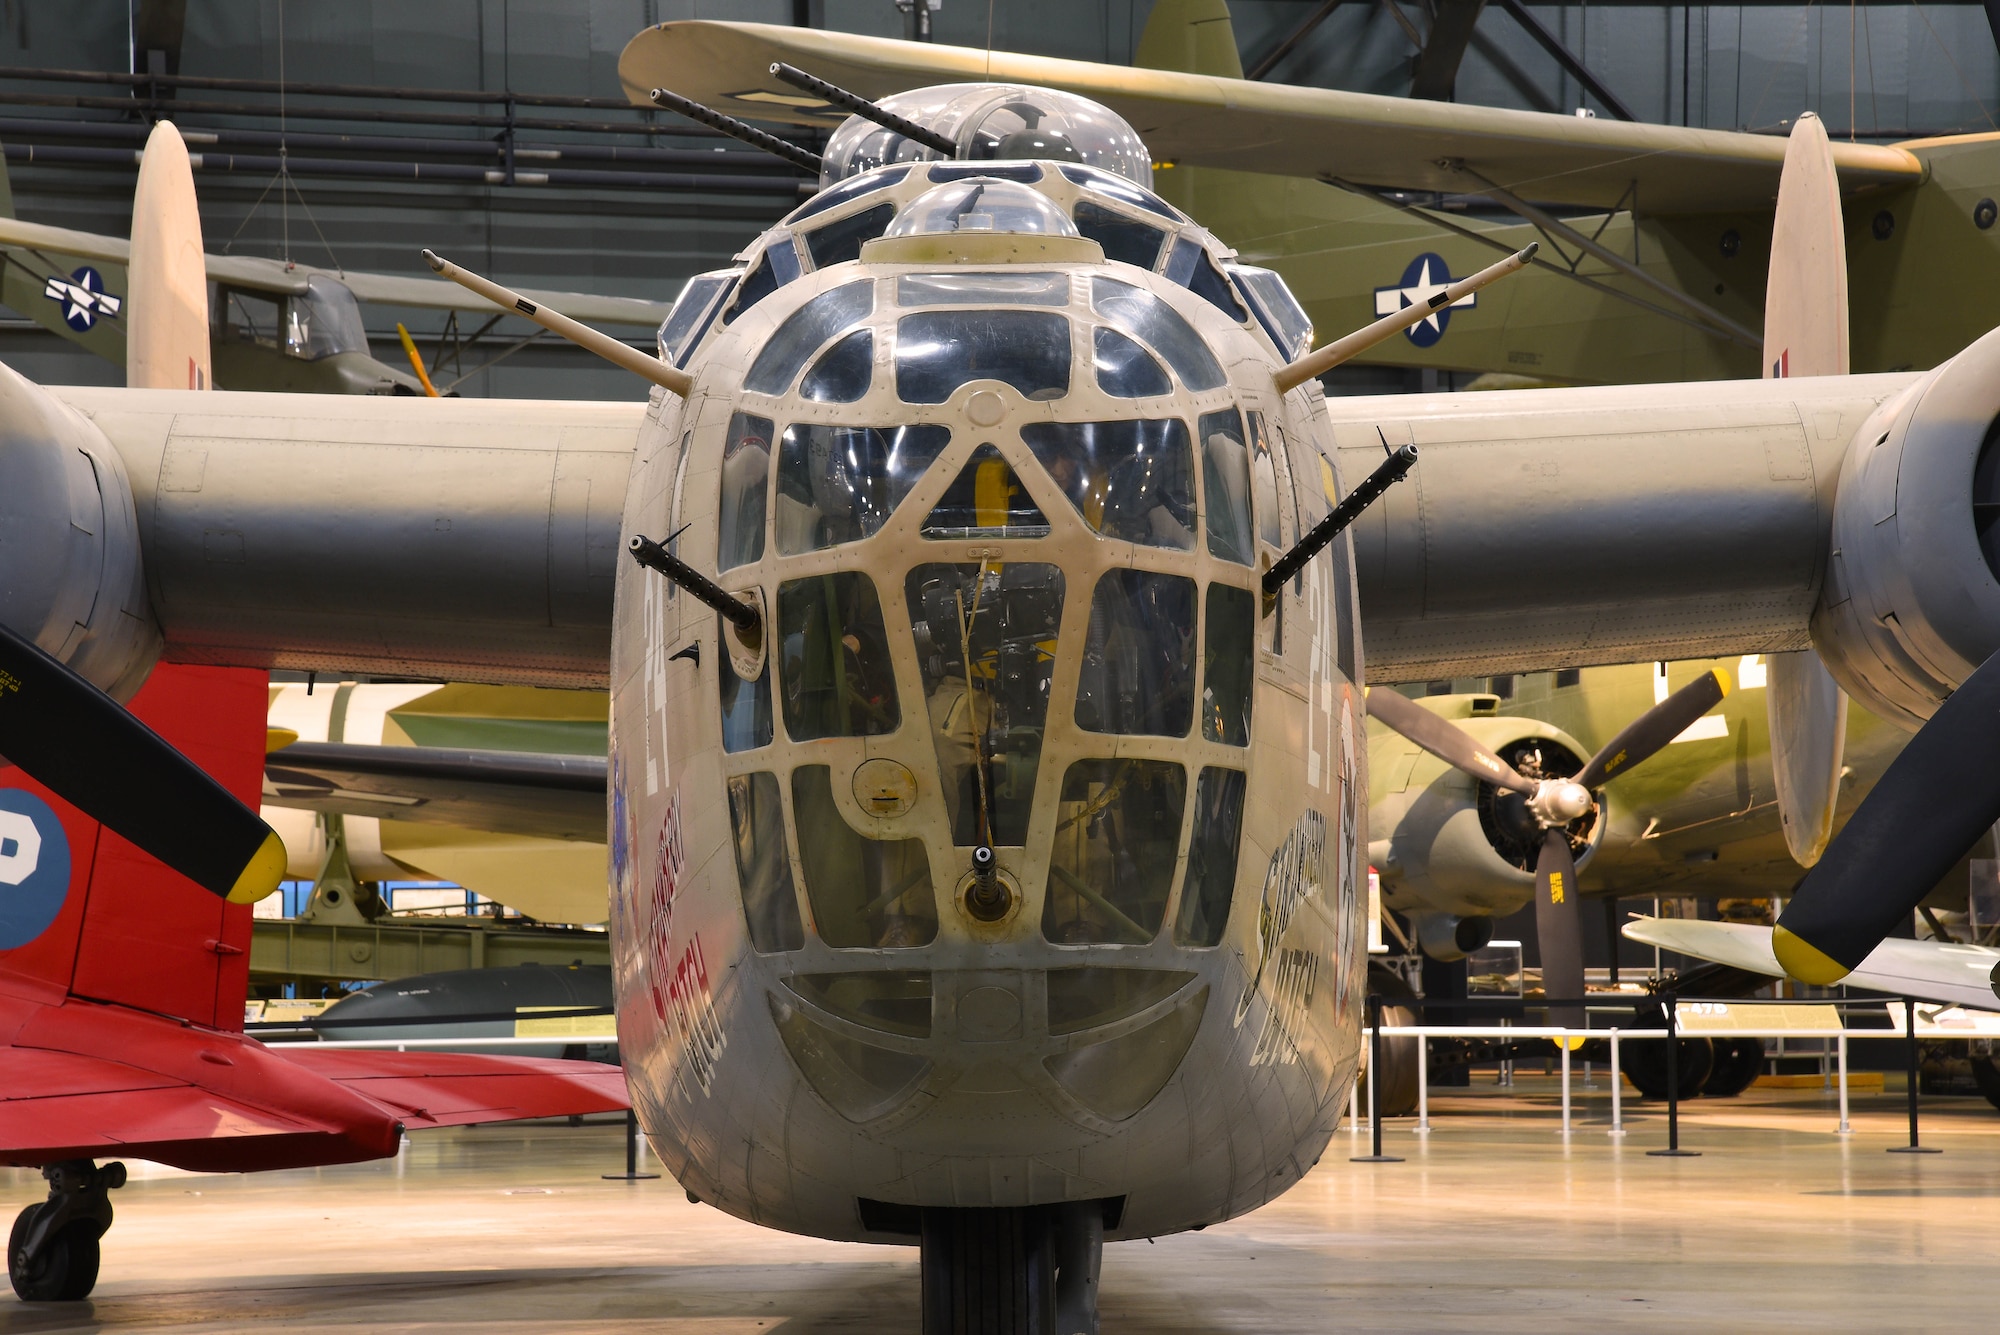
768;62;959;158
1262;444;1419;596
1273;244;1536;393
648;87;825;176
628;534;762;637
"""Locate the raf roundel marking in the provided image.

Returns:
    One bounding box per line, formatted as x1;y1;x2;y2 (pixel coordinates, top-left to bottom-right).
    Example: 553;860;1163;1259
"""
1374;252;1477;348
0;789;72;950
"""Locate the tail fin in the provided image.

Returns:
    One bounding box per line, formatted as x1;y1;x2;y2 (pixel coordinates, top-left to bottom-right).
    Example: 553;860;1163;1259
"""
1135;0;1244;77
0;663;266;1029
127;121;211;390
1763;111;1850;869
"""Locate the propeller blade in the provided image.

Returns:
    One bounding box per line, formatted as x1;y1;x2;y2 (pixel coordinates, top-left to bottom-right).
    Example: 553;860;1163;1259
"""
1774;647;2000;984
1574;668;1731;789
1534;827;1586;1037
0;621;284;904
1365;687;1535;794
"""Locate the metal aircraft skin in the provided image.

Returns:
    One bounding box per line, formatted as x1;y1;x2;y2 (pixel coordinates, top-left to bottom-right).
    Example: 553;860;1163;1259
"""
1367;659;1909;955
11;42;2000;1327
624;0;2000;388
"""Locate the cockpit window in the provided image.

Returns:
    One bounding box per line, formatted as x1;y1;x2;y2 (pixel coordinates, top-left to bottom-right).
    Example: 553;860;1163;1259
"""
1202;583;1255;744
1247;411;1283;549
777;572;900;740
895;271;1069;307
722;239;800;326
1090;277;1226;392
1072;200;1167;272
1059;163;1184;220
1199;408;1255;567
719;618;773;751
1092;327;1171;398
775;423;951;554
907;562;1065;846
894;310;1071;404
745;279;874;396
922;446;1052;540
802;202;898;270
799;330;873;403
1019;419;1194;549
1043;758;1185;945
786;165;911;224
792;765;937;949
290;276;369;360
717;412;773;572
1165;238;1248;322
658;271;733;367
1232;265;1314;361
727;772;804;953
1075;569;1196;737
1173;767;1245;947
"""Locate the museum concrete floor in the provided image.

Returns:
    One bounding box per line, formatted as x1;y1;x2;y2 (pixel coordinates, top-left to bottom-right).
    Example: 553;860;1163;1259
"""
6;1076;1998;1332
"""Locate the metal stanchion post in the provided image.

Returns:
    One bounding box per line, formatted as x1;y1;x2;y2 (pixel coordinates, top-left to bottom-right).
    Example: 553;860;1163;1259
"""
1888;996;1941;1154
1837;1031;1851;1135
1608;1029;1625;1136
1647;991;1698;1156
1414;1033;1430;1135
1560;1036;1571;1137
1351;994;1403;1163
603;1107;662;1180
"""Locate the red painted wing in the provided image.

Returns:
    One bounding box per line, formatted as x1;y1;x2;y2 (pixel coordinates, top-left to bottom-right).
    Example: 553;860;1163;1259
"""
270;1048;630;1127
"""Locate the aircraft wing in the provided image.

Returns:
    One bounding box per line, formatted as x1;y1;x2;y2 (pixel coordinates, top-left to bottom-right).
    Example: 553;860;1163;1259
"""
618;20;1922;213
0;216;670;326
268;1048;628;1128
1623;916;2000;1011
264;741;607;842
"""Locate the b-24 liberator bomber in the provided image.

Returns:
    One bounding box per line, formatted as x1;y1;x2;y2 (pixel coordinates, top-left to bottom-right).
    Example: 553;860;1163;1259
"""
7;46;2000;1330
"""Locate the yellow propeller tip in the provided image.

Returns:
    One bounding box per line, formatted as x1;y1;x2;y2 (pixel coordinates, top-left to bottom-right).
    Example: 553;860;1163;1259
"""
1772;925;1851;985
226;830;289;905
265;726;299;753
1712;666;1733;697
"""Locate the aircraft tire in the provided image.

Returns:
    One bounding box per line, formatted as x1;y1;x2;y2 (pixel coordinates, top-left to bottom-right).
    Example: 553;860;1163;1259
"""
919;1206;1057;1333
1365;966;1421;1118
8;1209;101;1302
1618;1036;1714;1101
1700;1038;1766;1097
1968;1053;2000;1111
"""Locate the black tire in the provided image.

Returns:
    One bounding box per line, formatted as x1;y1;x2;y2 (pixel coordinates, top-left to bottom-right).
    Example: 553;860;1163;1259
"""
8;1210;101;1303
920;1207;1055;1334
1970;1053;2000;1111
1701;1037;1765;1098
1619;1036;1714;1101
1365;967;1421;1118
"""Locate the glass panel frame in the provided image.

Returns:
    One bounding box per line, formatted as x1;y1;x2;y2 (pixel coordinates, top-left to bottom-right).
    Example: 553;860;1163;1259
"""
777;573;901;740
1019;418;1195;550
792;765;937;949
1074;569;1197;738
1042;758;1187;945
1199;408;1256;567
894;309;1073;404
776;423;952;555
717;412;773;572
1202;583;1255;746
727;772;804;953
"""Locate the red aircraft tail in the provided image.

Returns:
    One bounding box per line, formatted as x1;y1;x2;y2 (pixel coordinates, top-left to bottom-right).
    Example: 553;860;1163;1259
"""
0;662;265;1029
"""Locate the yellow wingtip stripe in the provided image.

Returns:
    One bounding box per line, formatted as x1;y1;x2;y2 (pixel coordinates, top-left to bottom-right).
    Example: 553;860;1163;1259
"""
227;830;289;905
1772;925;1851;985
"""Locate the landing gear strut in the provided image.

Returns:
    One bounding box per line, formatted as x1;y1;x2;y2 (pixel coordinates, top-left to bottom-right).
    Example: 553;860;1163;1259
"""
8;1159;124;1302
920;1201;1105;1334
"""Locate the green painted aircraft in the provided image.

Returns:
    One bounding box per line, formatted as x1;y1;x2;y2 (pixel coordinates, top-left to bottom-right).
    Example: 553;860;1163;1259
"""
1365;657;1918;960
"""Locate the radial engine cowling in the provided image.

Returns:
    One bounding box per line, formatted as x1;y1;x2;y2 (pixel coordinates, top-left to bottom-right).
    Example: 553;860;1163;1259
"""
1813;327;2000;729
0;362;158;697
1370;703;1604;952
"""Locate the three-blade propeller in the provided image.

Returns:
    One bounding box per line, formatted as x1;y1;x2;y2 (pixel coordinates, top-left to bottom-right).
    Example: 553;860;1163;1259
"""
1367;669;1731;1028
1773;648;2000;984
0;620;285;905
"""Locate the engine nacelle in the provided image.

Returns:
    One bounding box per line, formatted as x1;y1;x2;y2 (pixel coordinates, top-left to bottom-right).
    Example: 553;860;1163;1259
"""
1814;328;2000;728
1369;702;1605;955
0;361;158;697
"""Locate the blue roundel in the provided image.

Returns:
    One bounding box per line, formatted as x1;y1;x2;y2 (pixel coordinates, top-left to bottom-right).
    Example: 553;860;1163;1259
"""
0;790;71;950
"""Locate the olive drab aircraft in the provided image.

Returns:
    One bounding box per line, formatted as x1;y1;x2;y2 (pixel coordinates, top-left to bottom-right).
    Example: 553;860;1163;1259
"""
628;0;2000;388
0;150;672;395
9;29;2000;1335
